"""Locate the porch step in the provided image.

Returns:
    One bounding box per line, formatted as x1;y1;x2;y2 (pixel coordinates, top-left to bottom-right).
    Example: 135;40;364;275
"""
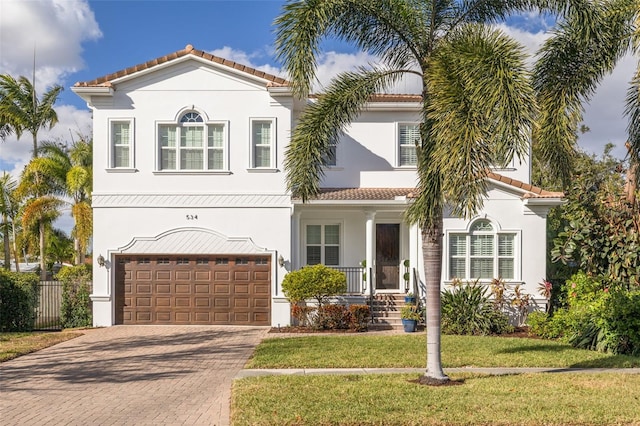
368;294;418;330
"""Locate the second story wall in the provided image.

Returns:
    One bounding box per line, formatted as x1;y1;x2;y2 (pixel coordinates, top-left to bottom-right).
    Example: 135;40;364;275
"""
85;58;292;196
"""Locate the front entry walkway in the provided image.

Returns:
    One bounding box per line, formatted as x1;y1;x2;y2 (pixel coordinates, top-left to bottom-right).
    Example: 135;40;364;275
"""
0;325;268;426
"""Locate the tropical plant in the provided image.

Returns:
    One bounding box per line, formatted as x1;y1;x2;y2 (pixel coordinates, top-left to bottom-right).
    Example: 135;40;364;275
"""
37;138;93;264
0;74;63;158
273;0;591;382
441;280;512;335
58;264;92;328
16;156;64;280
550;146;640;288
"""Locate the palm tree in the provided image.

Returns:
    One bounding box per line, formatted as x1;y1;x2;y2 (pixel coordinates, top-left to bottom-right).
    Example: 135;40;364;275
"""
0;172;19;270
0;74;63;158
534;0;638;187
38;138;93;265
274;0;592;382
16;154;64;280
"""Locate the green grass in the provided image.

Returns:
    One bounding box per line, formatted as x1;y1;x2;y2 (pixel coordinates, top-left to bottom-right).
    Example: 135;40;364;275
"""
232;373;640;425
247;334;640;369
0;331;83;362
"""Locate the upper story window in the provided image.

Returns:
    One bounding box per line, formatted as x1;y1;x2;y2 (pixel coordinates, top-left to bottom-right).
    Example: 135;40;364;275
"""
250;118;276;169
109;119;134;169
158;111;228;172
323;140;337;167
398;123;419;167
448;219;517;281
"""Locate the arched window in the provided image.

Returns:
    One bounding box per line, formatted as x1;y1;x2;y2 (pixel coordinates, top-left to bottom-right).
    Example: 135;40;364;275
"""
448;219;517;280
158;111;227;171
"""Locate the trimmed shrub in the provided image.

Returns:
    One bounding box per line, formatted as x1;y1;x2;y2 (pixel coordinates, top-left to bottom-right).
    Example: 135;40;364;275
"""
315;304;351;330
441;282;513;335
281;264;347;306
58;264;92;328
0;270;39;331
291;304;316;327
348;304;370;332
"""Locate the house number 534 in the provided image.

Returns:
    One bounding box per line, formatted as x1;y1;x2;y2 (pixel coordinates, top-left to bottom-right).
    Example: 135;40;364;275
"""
186;214;198;220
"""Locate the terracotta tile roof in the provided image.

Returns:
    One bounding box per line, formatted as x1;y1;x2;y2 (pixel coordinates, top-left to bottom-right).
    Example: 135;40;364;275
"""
298;174;563;202
309;93;421;102
73;44;289;88
488;172;564;198
303;188;416;201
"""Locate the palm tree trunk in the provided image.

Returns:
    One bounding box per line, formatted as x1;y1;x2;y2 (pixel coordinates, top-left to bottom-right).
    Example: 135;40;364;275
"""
39;219;46;280
422;215;449;382
2;216;10;270
33;133;38;158
11;225;19;272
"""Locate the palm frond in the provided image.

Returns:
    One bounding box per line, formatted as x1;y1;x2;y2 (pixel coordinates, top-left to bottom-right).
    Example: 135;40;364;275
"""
533;0;633;187
625;61;640;187
427;23;535;217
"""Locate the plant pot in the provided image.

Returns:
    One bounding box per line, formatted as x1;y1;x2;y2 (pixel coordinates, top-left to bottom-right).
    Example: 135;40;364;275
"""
402;318;417;332
404;296;416;304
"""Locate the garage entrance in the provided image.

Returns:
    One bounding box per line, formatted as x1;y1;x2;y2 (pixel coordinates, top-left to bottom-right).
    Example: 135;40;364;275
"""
114;255;271;325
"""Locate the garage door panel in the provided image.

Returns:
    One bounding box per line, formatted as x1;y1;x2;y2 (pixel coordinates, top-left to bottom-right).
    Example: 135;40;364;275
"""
194;271;211;281
195;297;210;307
156;271;171;280
175;271;192;280
214;271;230;281
215;284;230;294
156;297;171;307
156;283;171;293
194;284;210;293
115;255;271;325
175;284;191;293
156;312;171;322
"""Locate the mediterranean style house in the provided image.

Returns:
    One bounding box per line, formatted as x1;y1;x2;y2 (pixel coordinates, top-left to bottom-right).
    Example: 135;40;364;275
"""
72;45;563;328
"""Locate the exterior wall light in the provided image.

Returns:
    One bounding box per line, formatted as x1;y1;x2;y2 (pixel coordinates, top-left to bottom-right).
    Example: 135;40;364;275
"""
97;254;105;267
278;254;285;267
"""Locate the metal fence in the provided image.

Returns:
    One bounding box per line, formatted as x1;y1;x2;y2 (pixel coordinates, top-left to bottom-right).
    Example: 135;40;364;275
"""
331;266;365;294
34;281;63;330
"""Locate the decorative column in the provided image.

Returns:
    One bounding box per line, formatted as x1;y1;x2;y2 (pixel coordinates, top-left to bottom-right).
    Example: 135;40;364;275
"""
409;222;418;295
365;210;376;294
292;210;302;270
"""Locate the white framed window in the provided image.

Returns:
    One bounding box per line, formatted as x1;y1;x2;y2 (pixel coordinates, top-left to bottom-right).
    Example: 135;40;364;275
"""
323;140;337;167
447;219;518;280
305;223;340;266
250;118;276;169
157;112;228;172
398;123;419;167
109;119;134;169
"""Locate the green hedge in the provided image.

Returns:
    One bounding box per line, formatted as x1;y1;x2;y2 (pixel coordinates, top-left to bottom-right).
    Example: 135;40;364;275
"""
58;264;92;328
0;270;39;331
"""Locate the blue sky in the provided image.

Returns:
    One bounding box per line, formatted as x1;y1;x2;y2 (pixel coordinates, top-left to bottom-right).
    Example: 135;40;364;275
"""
1;0;636;175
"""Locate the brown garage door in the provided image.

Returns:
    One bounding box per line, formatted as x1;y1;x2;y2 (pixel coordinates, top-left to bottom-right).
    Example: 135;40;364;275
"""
114;255;270;325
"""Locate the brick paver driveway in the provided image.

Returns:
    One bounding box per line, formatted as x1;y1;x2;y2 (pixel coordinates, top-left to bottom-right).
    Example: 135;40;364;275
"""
0;325;268;426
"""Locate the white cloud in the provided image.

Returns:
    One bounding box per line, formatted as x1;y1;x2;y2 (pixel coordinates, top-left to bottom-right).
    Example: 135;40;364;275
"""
0;0;101;91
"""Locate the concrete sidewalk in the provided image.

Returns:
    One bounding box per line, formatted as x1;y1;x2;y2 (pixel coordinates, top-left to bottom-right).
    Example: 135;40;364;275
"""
236;366;640;378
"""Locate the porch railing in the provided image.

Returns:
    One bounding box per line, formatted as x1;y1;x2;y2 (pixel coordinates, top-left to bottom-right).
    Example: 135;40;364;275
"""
330;266;365;294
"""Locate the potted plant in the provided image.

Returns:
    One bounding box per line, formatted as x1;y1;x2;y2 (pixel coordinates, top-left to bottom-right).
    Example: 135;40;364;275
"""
400;304;421;332
404;292;416;304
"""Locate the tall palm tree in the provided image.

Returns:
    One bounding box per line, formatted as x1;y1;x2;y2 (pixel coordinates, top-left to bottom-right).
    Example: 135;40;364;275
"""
0;74;62;158
38;138;93;265
0;172;19;270
274;0;591;382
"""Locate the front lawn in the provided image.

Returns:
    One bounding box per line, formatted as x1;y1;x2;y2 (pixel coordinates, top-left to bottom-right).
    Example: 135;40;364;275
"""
0;331;83;362
232;372;640;425
247;333;640;369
